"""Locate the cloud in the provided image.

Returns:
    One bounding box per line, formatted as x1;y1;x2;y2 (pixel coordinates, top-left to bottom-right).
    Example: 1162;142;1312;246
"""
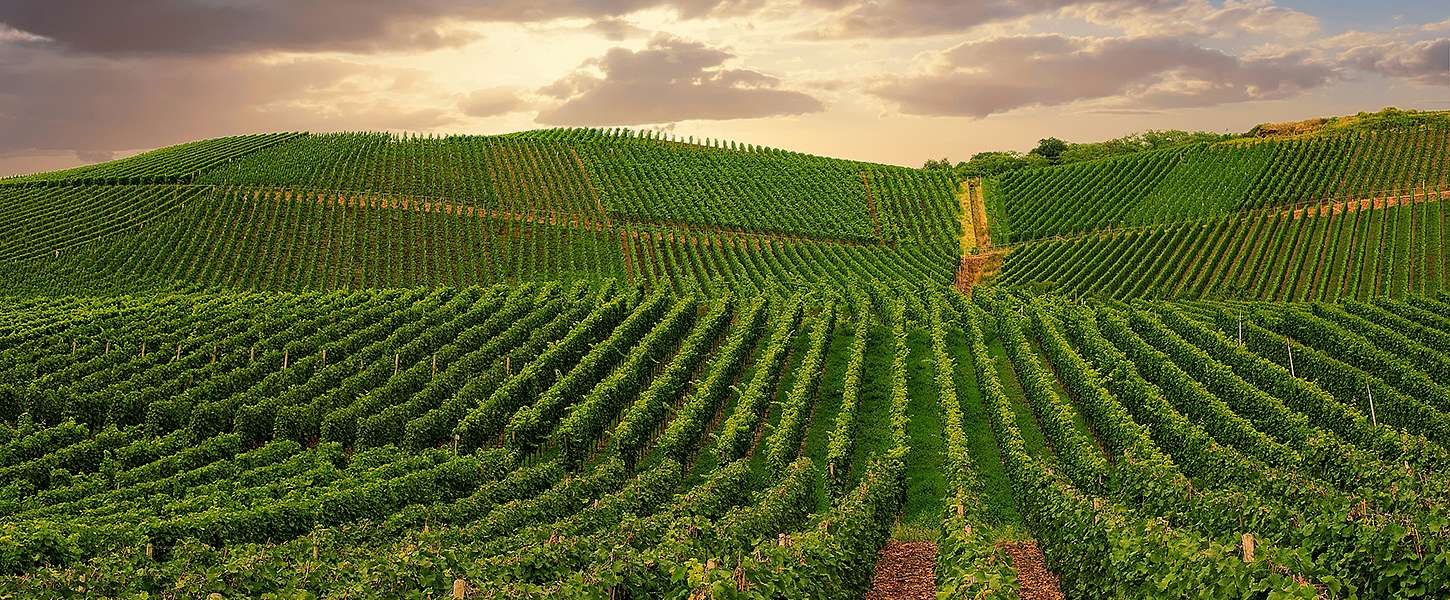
0;0;764;56
585;17;651;41
801;0;1325;41
870;34;1337;117
1066;0;1321;39
798;0;1101;38
535;35;824;125
459;87;527;117
1337;38;1449;86
0;46;456;161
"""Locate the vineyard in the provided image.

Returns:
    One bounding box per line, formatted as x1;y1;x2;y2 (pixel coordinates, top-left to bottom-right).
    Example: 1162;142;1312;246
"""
1;116;1449;598
987;124;1449;244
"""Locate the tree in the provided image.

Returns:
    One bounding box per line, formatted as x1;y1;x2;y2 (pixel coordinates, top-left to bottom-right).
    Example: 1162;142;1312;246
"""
922;158;954;172
956;151;1047;178
1031;138;1068;162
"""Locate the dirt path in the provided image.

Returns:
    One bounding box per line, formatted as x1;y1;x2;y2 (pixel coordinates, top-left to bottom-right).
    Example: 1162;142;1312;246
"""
967;180;994;249
1001;541;1063;600
955;250;1009;294
1290;189;1450;218
866;540;937;600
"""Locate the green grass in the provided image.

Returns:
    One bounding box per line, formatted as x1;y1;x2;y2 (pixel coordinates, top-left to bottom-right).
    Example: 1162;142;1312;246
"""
895;327;948;541
804;326;854;512
988;338;1052;459
948;324;1023;528
848;323;895;492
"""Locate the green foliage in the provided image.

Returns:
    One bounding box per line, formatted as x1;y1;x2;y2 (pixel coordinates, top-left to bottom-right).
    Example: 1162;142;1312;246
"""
5;113;1450;599
1030;137;1068;162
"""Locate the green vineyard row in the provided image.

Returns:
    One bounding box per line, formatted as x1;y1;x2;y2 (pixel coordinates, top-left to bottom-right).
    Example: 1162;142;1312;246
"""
988;124;1450;243
2;285;1449;596
998;195;1448;300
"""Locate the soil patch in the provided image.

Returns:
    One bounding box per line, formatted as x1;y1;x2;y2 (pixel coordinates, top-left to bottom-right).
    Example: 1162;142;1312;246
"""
1001;540;1063;600
866;540;937;600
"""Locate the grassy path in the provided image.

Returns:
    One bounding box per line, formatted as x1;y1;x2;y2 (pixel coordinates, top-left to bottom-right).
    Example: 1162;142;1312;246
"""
948;325;1023;528
897;327;947;540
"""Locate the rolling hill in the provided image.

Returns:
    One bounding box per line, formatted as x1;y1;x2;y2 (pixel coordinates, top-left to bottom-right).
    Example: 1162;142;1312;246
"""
2;116;1449;599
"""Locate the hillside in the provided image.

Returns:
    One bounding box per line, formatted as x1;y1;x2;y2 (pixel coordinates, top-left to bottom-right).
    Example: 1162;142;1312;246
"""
982;119;1449;300
0;130;960;308
2;118;1450;599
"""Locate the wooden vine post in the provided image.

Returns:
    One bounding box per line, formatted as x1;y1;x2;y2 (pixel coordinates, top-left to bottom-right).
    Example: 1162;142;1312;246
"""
1366;382;1377;427
1242;533;1255;563
452;579;467;599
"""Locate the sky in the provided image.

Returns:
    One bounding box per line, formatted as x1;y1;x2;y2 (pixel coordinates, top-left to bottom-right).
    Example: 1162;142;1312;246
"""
0;1;1445;176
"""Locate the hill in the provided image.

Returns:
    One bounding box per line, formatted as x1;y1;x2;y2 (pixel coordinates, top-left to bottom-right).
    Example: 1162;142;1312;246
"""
982;118;1449;300
2;116;1449;599
0;130;961;309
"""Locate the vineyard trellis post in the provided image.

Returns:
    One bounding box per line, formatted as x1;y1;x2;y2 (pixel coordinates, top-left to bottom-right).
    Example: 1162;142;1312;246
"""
1366;382;1377;427
1285;338;1295;377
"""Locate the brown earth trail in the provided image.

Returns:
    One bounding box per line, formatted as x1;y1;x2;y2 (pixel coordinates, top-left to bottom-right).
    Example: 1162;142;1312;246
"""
866;540;937;600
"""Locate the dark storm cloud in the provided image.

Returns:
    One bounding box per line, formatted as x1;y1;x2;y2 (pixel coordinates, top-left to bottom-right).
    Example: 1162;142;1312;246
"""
0;0;766;56
535;35;824;125
870;34;1337;117
0;46;454;161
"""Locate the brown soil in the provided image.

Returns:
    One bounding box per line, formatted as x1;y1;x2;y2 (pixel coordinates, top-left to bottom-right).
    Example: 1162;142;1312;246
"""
865;540;937;600
955;250;1008;294
619;230;635;284
1291;189;1450;219
1001;541;1063;600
